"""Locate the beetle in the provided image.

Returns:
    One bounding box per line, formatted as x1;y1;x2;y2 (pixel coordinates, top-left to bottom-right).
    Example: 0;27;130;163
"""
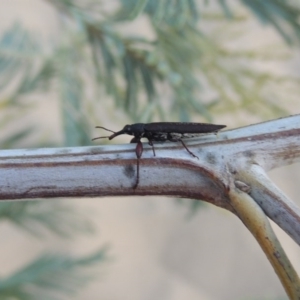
92;122;226;189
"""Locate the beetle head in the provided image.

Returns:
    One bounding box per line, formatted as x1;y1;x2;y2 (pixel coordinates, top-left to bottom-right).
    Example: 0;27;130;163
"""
92;123;145;141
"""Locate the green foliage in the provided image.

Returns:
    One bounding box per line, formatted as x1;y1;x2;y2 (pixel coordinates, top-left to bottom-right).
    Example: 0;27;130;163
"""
0;22;104;300
118;0;199;25
1;1;300;138
0;24;55;149
0;1;300;299
68;0;300;121
241;0;300;44
0;201;94;238
0;247;108;300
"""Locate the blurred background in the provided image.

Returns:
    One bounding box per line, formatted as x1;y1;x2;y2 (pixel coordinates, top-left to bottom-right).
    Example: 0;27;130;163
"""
0;0;300;299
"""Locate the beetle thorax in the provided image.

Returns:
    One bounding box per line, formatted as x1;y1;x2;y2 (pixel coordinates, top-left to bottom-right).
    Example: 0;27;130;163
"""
124;123;145;136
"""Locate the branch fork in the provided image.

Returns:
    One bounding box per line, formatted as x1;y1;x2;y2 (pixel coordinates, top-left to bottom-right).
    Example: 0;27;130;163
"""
1;114;300;298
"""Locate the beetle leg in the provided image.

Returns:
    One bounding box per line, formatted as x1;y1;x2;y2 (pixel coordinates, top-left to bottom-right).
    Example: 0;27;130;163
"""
167;134;198;159
178;139;198;159
148;139;156;156
132;139;143;189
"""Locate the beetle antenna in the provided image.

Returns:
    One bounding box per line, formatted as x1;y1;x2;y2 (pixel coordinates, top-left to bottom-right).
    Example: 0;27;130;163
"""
92;126;117;141
91;136;111;141
95;126;116;134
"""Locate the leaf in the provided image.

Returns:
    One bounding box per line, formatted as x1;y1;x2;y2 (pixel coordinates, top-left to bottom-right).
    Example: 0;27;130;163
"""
0;247;108;300
241;0;300;44
0;201;95;238
128;0;149;19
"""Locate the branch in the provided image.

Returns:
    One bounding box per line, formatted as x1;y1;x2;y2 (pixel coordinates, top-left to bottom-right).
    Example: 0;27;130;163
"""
238;164;300;246
228;184;300;299
1;114;300;297
0;115;299;236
